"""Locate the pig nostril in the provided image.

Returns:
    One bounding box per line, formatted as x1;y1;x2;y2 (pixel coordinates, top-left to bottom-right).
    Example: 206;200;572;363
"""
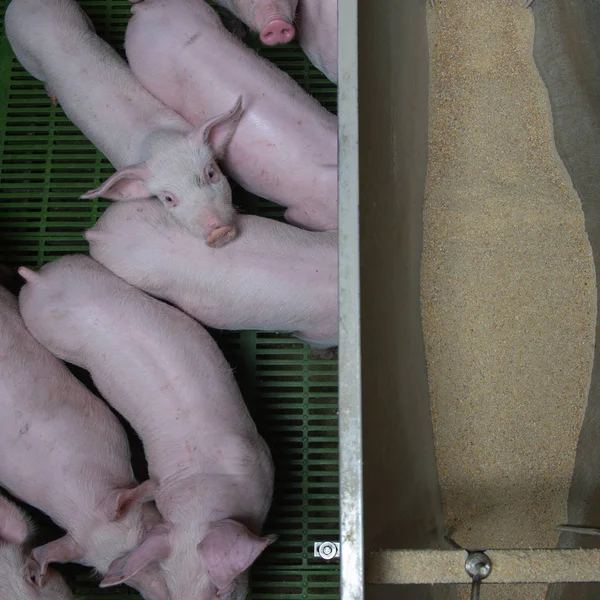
206;225;236;248
260;20;295;45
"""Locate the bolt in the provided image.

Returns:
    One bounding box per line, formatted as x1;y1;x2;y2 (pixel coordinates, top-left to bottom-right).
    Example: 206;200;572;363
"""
465;552;492;581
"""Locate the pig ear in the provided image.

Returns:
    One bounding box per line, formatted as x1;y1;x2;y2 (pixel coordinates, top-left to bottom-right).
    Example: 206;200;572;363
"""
29;535;85;578
191;96;243;158
101;480;157;522
80;164;152;201
0;496;29;544
100;524;171;588
197;519;277;591
126;565;170;600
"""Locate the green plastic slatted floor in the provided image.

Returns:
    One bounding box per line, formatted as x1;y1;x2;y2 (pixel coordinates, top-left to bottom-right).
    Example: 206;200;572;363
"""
0;1;339;598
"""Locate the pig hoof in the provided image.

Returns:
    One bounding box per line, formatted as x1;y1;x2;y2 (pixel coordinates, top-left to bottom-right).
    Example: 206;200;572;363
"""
260;20;295;45
206;225;236;248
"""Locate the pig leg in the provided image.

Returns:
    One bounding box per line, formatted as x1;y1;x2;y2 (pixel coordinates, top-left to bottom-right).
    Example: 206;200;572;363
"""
29;535;85;579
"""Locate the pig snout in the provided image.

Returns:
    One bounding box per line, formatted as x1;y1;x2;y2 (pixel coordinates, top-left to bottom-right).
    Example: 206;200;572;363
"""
260;19;295;45
206;224;237;248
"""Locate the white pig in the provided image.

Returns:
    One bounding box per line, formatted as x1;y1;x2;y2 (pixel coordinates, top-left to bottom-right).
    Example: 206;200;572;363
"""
5;0;243;247
125;0;338;232
0;284;168;600
297;0;337;84
0;495;74;600
208;0;338;82
207;0;297;45
85;198;338;350
18;255;276;600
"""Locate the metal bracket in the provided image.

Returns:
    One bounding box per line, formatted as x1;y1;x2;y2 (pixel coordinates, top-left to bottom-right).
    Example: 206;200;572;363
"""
314;541;340;560
367;549;600;584
465;551;492;600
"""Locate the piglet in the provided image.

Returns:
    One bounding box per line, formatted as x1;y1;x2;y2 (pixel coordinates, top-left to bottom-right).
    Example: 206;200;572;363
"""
5;0;242;247
125;0;338;232
208;0;338;82
297;0;337;83
0;284;168;600
19;255;276;600
0;495;74;600
208;0;297;45
86;199;338;351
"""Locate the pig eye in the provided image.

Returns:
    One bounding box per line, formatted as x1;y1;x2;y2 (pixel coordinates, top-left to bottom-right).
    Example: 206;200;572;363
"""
204;164;219;183
25;569;40;588
161;194;178;207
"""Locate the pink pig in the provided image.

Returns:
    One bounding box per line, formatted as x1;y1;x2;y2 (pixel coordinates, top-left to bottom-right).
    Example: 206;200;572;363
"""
85;198;338;351
0;494;74;600
208;0;298;45
0;283;168;600
297;0;337;83
19;255;276;600
208;0;338;82
125;0;338;232
5;0;243;247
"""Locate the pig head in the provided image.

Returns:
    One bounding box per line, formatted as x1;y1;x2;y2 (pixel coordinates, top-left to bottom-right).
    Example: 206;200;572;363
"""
80;97;244;248
199;0;298;44
100;514;276;600
4;0;242;248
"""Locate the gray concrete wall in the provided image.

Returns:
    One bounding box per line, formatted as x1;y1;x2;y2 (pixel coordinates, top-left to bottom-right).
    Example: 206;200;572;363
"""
357;1;452;599
531;2;600;600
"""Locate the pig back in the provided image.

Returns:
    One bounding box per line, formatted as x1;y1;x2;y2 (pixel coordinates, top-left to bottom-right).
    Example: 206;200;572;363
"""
124;0;338;229
17;256;261;457
87;201;338;341
5;0;187;170
0;285;134;530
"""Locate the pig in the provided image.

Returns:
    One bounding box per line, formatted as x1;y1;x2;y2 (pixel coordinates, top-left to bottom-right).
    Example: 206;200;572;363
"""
5;0;243;247
85;198;338;351
297;0;337;84
207;0;297;45
18;255;276;600
0;283;168;600
124;0;338;232
208;0;338;82
0;494;74;600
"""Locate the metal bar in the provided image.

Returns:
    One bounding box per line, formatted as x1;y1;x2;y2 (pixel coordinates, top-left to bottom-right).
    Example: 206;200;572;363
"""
337;0;362;600
367;549;600;585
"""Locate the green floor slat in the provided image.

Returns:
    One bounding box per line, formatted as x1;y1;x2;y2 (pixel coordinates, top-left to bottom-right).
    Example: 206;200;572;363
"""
0;1;340;598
